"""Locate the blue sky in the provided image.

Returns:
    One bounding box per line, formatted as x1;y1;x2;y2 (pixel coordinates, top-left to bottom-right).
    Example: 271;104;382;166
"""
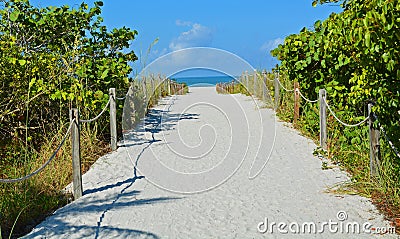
31;0;342;74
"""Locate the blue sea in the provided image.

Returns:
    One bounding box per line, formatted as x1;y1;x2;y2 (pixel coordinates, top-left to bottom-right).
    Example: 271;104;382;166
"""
174;76;238;87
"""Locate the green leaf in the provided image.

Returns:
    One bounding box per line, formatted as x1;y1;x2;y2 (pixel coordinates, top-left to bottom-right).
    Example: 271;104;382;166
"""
382;53;389;62
10;10;20;22
9;58;17;64
29;78;36;88
312;0;318;7
365;31;371;48
18;60;26;66
100;69;109;79
321;59;326;68
95;1;104;7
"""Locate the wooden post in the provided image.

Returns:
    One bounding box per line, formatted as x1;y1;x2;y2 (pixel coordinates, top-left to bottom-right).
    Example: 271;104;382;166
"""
369;103;381;177
174;83;177;95
163;78;167;96
294;82;300;124
168;79;171;95
109;88;117;151
253;71;257;96
274;76;280;110
319;89;327;150
70;108;82;200
262;74;267;102
142;77;147;100
151;75;156;98
149;76;154;104
158;74;162;99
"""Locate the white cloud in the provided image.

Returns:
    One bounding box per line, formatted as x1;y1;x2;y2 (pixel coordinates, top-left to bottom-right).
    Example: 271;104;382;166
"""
260;38;284;52
169;21;213;51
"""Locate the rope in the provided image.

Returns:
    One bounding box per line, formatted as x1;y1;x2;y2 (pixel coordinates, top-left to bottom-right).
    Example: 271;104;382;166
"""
296;88;319;103
116;96;126;101
0;120;74;183
380;126;400;159
80;99;110;123
276;78;294;92
323;97;369;127
373;113;400;159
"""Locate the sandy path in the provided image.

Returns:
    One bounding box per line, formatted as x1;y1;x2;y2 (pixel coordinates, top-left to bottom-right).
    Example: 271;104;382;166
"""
24;87;397;239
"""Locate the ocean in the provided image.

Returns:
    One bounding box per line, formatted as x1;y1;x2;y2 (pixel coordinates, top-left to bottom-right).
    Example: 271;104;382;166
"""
174;76;238;87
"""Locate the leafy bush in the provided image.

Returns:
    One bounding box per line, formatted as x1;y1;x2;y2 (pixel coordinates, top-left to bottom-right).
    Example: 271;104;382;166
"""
0;0;137;237
271;0;399;228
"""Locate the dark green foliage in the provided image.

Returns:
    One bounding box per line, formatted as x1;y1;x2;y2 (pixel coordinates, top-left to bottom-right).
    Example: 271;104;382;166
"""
271;0;399;224
0;0;138;237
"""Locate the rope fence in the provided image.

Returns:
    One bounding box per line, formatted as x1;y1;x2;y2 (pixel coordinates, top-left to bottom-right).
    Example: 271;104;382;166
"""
116;96;126;101
296;88;319;103
380;126;400;160
276;77;294;92
0;120;74;183
224;71;400;178
79;99;111;123
374;113;400;160
1;76;187;200
323;97;370;127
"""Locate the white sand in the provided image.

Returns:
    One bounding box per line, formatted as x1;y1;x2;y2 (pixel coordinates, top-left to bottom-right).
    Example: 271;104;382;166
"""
23;87;397;239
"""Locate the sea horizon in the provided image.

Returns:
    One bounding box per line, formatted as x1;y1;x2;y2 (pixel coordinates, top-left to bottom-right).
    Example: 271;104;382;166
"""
173;75;238;87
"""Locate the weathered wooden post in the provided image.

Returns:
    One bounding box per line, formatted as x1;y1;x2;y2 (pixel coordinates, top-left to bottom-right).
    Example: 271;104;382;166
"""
168;79;171;95
163;77;167;97
151;75;156;98
274;74;280;110
157;74;162;99
368;103;381;177
70;108;83;200
262;71;267;102
294;82;300;124
149;75;154;104
253;70;257;96
162;77;166;97
109;88;117;151
319;89;327;150
142;77;147;100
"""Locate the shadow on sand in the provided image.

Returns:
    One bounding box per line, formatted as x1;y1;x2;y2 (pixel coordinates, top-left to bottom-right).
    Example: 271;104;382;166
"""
23;98;197;239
